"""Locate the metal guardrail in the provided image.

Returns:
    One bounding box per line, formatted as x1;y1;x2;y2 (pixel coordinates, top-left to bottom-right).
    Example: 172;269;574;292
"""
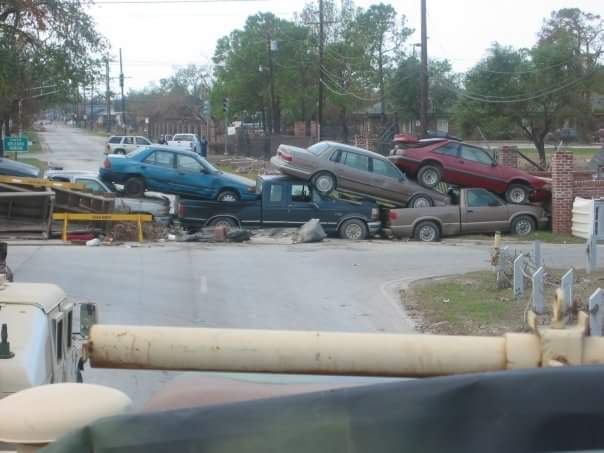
53;213;153;242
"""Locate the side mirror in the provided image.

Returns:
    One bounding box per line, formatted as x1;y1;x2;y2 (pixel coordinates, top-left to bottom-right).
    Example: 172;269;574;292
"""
79;303;98;337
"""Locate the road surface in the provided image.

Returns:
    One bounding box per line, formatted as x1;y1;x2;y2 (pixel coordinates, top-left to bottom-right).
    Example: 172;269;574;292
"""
37;124;107;171
8;239;598;406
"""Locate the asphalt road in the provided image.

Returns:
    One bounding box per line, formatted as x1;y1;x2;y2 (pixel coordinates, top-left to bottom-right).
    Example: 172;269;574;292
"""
37;124;107;171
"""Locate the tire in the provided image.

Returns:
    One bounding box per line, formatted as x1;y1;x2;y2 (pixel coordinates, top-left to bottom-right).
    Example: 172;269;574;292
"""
312;171;337;195
409;194;434;209
511;215;535;236
414;221;441;242
217;190;239;202
339;219;368;241
417;165;442;188
208;217;237;228
115;149;126;155
124;176;145;197
505;184;530;204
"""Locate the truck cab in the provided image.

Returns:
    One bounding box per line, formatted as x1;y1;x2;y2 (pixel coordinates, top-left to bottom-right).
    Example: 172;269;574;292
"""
0;279;91;398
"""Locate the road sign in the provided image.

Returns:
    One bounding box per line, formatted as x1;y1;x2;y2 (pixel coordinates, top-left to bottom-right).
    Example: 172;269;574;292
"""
3;136;28;152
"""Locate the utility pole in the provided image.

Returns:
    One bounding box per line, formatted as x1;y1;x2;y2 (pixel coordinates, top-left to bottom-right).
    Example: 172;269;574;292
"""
119;48;126;135
267;34;276;157
105;58;112;133
318;0;324;142
419;0;429;138
89;81;94;130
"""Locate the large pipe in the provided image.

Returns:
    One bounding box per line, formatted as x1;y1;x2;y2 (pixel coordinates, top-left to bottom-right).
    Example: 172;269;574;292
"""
90;325;528;377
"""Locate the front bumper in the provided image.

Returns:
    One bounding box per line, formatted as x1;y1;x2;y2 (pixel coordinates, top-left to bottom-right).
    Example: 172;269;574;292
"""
530;188;551;203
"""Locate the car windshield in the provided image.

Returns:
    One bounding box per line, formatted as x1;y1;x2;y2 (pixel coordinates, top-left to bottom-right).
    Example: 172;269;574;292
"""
307;142;330;155
173;135;193;142
126;147;150;158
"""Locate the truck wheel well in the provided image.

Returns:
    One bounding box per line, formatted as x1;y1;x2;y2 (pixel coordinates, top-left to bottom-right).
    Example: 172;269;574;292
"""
413;219;441;236
337;216;368;231
205;215;241;227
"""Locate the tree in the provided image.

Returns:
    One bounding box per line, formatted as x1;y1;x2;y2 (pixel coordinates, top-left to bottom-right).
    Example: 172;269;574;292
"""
159;64;210;99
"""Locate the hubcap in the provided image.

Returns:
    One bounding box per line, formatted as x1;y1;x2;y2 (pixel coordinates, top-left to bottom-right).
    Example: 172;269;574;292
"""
316;175;333;192
419;226;436;242
220;193;237;202
422;169;438;186
515;220;532;235
345;223;363;240
216;220;233;227
413;197;431;208
510;188;526;203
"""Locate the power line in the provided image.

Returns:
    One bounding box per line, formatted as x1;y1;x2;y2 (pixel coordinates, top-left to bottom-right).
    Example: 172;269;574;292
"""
319;78;380;103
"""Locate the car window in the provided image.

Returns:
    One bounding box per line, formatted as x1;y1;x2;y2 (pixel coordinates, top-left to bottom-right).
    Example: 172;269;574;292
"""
124;137;134;145
75;178;105;192
307;142;330;156
291;184;312;202
466;190;502;208
173;134;193;142
144;151;174;167
435;143;459;157
269;184;283;203
136;137;149;145
48;176;71;182
177;154;202;172
460;145;493;165
341;151;369;172
108;137;122;144
372;158;402;179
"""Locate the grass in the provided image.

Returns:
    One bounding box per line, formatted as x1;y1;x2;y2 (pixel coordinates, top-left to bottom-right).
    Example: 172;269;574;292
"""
213;163;261;181
6;156;48;174
455;231;584;244
403;268;604;336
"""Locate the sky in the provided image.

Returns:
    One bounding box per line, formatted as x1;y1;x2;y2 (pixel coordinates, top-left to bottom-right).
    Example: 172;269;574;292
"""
87;0;604;93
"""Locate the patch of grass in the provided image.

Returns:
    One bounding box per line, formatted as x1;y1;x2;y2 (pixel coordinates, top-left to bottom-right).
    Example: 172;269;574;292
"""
404;268;604;336
506;231;584;244
214;164;260;181
7;156;48;173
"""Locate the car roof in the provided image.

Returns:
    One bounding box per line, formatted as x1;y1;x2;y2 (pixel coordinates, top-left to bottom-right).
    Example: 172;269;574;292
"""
0;282;66;313
148;145;199;157
320;141;388;159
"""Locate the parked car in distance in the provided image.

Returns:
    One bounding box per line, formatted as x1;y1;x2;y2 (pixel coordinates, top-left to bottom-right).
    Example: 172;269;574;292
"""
270;141;449;208
178;175;382;240
0;157;41;178
389;140;550;204
167;134;201;154
105;136;152;155
388;187;548;242
100;146;256;201
45;170;170;218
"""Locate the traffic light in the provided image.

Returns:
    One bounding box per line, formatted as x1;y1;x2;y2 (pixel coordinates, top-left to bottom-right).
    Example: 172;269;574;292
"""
202;100;210;117
223;97;229;113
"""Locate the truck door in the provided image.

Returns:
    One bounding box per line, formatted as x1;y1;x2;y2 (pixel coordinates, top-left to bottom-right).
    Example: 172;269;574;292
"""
261;182;289;227
286;183;319;225
460;189;510;234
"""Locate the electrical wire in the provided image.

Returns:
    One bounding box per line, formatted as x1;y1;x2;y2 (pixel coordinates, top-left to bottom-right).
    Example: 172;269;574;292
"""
319;78;380;102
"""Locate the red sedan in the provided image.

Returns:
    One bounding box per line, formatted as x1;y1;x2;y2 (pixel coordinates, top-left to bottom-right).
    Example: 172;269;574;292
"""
389;139;550;204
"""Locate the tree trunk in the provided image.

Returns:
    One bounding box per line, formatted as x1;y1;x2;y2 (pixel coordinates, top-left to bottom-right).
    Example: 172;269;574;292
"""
534;135;546;167
275;96;281;134
378;44;385;125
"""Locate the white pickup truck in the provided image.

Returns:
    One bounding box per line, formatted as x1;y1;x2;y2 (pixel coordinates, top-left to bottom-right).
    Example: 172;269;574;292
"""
167;133;201;154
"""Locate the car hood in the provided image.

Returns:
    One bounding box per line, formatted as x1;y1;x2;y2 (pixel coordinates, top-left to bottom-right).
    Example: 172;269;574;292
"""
0;158;40;178
219;171;256;188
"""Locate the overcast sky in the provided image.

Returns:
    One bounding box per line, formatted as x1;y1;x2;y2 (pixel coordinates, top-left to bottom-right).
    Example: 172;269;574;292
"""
87;0;603;93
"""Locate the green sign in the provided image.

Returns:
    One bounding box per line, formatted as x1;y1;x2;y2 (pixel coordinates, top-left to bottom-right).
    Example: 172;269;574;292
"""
3;136;28;152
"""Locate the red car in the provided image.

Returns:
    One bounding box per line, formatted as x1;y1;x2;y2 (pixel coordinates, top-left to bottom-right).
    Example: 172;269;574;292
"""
389;139;550;204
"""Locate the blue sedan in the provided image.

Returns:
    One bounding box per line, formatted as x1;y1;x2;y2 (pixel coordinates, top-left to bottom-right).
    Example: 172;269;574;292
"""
99;146;257;201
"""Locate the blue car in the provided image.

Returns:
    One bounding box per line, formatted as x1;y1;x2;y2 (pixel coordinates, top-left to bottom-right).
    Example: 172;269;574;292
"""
99;146;257;201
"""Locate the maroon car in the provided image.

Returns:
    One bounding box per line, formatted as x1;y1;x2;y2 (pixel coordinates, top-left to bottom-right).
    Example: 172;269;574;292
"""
389;139;550;204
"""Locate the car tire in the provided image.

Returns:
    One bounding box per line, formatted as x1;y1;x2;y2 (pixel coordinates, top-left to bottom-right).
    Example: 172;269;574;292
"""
312;171;337;195
511;215;535;236
339;219;368;241
414;221;441;242
409;194;434;208
208;217;238;228
115;149;126;155
505;184;530;204
417;165;442;188
124;177;145;197
217;190;240;202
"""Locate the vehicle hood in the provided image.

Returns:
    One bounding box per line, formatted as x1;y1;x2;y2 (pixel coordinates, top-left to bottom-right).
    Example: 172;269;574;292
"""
219;171;256;188
0;158;40;178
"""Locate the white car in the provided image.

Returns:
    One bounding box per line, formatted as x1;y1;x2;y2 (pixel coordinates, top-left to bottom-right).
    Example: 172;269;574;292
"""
167;133;201;154
105;135;152;155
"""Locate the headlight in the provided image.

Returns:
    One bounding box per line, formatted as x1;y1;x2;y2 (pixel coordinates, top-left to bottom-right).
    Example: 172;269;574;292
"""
247;186;256;193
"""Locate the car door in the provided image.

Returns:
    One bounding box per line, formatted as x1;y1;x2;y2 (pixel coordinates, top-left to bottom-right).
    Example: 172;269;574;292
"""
286;182;320;226
140;150;178;192
460;189;510;234
123;136;136;153
332;150;374;196
261;182;289;227
432;143;462;184
173;153;214;198
369;157;412;203
457;145;501;190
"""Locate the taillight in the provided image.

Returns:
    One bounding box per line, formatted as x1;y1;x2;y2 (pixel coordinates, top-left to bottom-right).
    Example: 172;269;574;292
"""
278;150;292;162
178;203;186;218
371;208;379;220
388;211;398;221
103;159;111;169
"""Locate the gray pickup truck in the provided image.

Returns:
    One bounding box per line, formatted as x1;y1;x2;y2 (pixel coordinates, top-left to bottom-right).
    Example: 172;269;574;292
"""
388;187;549;242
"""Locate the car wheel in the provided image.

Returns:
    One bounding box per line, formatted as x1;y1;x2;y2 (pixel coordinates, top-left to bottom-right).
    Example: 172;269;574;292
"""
339;219;368;241
511;215;535;236
414;221;440;242
409;194;433;209
124;177;145;197
505;184;530;204
115;149;126;155
417;165;442;188
217;190;240;202
208;217;237;228
312;172;336;195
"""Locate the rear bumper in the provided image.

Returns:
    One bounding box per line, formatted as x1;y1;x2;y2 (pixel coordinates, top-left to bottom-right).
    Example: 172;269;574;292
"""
367;221;382;236
269;157;312;180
